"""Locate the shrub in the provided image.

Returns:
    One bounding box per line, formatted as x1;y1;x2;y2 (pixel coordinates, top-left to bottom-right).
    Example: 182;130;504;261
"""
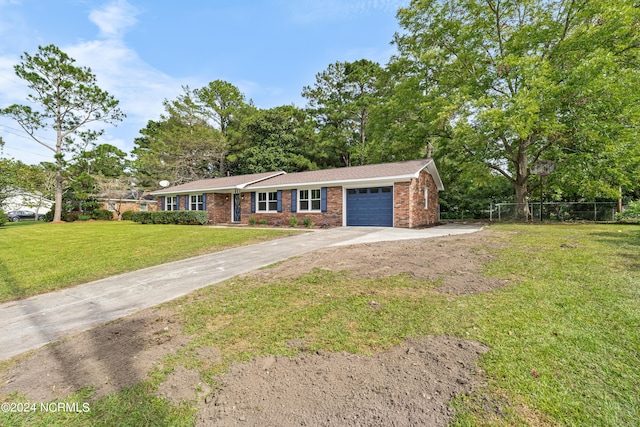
129;210;209;225
303;217;314;228
90;209;113;221
289;216;299;228
121;210;135;221
248;216;257;226
0;210;7;226
64;211;81;222
621;200;640;219
258;218;268;226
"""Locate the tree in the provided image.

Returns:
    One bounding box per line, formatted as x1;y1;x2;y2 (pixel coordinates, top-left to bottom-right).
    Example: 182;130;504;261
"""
303;59;384;167
66;143;129;213
393;0;640;218
230;106;316;174
132;87;226;187
1;44;124;222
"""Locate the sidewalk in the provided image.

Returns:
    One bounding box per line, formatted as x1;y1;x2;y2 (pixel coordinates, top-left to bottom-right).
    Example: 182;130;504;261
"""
0;224;481;360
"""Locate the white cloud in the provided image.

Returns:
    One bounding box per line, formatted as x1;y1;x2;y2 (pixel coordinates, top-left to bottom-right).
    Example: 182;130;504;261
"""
89;0;140;39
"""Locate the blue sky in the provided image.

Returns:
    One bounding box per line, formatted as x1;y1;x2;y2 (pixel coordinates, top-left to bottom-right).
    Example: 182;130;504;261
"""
0;0;408;165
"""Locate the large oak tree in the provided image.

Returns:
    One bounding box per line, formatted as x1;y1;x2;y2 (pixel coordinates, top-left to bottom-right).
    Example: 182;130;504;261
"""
392;0;640;217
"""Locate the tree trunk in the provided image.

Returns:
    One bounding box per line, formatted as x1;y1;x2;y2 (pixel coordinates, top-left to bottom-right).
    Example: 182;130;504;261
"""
514;146;530;221
53;169;63;222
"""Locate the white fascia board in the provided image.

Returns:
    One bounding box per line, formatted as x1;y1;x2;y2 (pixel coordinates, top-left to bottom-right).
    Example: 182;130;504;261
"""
424;159;445;191
246;174;416;191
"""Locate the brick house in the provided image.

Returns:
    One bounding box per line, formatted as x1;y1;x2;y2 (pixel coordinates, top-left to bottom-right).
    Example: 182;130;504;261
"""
150;159;444;228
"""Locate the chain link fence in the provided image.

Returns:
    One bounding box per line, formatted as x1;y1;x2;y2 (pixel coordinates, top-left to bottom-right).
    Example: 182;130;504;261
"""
491;202;618;222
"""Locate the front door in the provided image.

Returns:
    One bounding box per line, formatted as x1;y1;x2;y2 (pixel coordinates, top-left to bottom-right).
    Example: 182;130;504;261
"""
233;193;241;223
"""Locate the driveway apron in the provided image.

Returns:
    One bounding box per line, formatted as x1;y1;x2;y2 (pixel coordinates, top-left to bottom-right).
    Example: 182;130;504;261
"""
0;224;481;360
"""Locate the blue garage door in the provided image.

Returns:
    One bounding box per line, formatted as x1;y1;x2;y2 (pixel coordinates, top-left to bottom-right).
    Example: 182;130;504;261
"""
346;186;393;226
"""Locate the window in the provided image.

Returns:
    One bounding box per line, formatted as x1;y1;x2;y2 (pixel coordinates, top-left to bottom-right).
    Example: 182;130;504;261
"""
166;196;177;211
190;194;203;210
107;203;116;212
299;189;321;211
140;203;148;212
257;191;278;212
424;187;429;209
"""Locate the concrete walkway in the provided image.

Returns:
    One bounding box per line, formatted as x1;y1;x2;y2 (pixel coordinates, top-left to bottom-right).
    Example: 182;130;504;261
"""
0;224;481;360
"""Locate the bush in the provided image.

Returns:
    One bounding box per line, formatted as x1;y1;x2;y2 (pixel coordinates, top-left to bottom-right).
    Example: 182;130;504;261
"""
0;210;7;226
64;211;81;222
620;200;640;219
289;216;299;228
258;218;268;226
249;216;257;226
303;217;314;228
129;210;209;225
121;210;135;221
90;209;113;221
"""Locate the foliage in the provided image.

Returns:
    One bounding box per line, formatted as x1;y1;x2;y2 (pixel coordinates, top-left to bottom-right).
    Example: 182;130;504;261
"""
0;221;295;301
129;210;209;225
0;210;7;226
0;44;124;222
289;216;299;228
258;218;268;226
303;59;385;167
132;87;227;188
303;217;314;228
391;0;640;217
121;210;135;221
228;105;317;174
248;216;257;226
620;200;640;219
90;209;113;221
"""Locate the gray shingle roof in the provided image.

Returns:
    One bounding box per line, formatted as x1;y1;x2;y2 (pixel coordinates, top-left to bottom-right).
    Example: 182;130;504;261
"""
150;159;443;194
246;159;432;189
151;171;285;195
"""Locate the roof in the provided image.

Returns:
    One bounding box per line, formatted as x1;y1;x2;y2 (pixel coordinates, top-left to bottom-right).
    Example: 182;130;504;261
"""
151;171;285;195
247;159;441;189
150;159;444;195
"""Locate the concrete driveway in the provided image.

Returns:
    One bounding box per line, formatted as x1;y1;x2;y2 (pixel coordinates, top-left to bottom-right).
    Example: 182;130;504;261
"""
0;224;481;360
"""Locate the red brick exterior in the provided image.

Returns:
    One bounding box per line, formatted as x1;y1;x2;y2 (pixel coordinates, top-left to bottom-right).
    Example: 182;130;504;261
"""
171;172;439;228
394;170;439;228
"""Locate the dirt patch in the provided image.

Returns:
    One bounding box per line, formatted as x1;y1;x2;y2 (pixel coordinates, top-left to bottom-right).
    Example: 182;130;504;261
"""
0;307;187;401
1;230;502;424
250;229;505;295
199;336;488;427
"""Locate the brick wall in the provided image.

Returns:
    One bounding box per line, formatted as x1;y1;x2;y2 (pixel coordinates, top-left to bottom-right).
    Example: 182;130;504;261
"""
393;170;439;228
231;186;343;227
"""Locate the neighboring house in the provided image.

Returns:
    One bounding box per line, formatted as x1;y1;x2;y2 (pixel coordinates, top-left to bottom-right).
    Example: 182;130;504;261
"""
97;190;158;220
2;190;53;216
150;159;444;228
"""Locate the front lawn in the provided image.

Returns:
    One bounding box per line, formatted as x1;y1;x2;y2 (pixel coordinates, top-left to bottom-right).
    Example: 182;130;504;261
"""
0;221;296;302
1;224;638;426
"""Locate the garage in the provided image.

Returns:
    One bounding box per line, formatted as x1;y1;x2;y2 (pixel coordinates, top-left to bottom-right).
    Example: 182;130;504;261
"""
346;186;393;226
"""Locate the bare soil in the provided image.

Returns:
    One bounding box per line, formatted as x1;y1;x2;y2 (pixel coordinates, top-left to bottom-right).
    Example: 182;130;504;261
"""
1;229;504;426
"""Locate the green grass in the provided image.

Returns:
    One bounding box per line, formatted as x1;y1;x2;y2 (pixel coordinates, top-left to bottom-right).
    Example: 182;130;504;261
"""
0;221;297;302
1;224;638;426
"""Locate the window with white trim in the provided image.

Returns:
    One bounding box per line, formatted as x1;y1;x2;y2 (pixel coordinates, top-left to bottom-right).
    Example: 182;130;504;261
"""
140;203;148;211
257;191;278;212
190;194;203;210
424;187;429;209
166;196;177;211
299;189;321;211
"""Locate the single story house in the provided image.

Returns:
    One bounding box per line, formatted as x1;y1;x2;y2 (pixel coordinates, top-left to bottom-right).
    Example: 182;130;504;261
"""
97;190;158;220
150;158;444;228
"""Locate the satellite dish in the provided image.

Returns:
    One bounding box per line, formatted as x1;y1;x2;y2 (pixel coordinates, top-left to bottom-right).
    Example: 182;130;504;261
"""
159;180;170;188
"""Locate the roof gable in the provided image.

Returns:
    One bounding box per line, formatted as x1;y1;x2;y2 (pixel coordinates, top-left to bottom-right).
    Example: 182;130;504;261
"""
151;171;285;195
150;159;444;195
